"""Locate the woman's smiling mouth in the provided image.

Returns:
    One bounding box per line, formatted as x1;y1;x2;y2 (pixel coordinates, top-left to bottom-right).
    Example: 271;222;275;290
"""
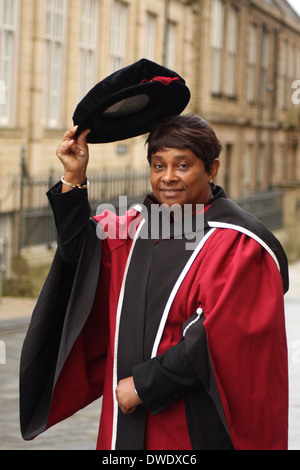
159;188;184;196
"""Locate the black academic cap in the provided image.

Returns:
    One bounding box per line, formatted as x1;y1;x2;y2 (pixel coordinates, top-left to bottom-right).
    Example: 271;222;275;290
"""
72;58;191;143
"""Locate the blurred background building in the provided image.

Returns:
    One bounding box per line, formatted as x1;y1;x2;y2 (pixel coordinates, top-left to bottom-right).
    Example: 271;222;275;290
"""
0;0;299;296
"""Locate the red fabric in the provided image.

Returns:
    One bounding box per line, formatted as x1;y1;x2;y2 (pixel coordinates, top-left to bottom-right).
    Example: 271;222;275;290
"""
200;231;288;450
145;400;192;450
154;228;288;450
47;210;288;450
47;243;111;428
141;76;180;86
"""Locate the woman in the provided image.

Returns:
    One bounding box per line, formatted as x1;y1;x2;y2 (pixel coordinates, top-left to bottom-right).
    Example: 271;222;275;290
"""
20;114;289;450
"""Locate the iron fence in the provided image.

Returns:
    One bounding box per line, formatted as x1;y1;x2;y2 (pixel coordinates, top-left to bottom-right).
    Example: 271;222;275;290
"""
18;168;151;250
234;190;283;232
10;167;284;250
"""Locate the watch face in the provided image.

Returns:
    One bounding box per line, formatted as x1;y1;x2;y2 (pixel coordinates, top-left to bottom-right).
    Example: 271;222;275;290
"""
102;94;150;118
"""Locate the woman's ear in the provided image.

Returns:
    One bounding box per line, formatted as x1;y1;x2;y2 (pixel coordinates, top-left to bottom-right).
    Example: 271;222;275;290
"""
209;159;220;180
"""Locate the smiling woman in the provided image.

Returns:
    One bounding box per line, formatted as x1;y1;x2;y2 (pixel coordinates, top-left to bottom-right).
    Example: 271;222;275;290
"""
146;114;223;172
150;148;220;208
20;111;289;451
147;114;222;208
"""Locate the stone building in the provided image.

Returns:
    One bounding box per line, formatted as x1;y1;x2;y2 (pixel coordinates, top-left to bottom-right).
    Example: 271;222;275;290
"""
1;0;299;196
0;0;194;194
0;0;300;290
195;0;300;259
194;0;300;199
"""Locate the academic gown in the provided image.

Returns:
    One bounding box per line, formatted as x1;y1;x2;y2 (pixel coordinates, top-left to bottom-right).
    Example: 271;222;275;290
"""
19;184;289;450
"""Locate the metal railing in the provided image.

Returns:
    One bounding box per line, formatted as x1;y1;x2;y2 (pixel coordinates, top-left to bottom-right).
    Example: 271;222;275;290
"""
18;168;151;250
4;164;285;251
234;190;283;232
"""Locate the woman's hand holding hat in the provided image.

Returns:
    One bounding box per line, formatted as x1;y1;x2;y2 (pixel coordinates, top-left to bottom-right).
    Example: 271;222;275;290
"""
56;125;90;192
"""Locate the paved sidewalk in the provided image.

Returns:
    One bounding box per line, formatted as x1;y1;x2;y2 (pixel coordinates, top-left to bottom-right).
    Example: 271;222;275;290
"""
286;259;300;298
0;296;37;327
0;259;299;328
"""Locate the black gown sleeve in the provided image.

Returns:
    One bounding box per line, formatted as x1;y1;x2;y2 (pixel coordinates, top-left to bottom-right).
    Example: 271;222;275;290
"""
132;339;201;415
20;184;102;441
47;182;91;267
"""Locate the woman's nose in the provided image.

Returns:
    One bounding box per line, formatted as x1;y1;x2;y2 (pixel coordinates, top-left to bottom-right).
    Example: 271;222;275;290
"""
161;167;179;183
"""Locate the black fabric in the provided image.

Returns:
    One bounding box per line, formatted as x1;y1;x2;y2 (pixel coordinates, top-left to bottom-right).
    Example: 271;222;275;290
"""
183;313;233;449
73;58;190;143
19;251;76;440
133;339;200;415
20;183;288;449
115;197;201;449
48;182;91;266
206;197;289;294
20;185;101;440
115;236;155;449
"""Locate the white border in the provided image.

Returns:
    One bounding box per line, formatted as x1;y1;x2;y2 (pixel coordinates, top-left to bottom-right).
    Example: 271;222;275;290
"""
110;220;281;448
207;221;280;270
182;308;203;338
151;228;217;358
111;219;145;450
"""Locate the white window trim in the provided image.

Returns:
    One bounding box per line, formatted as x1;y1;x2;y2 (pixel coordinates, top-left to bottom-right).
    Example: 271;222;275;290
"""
225;5;238;97
43;0;67;128
145;11;157;62
79;0;98;99
110;0;128;73
0;0;19;127
247;23;257;103
211;0;224;95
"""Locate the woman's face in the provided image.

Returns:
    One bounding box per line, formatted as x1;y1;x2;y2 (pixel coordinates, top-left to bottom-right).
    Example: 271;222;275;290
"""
149;147;220;209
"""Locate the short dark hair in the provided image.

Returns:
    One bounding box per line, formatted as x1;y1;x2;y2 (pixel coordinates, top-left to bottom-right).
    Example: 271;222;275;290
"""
146;114;222;173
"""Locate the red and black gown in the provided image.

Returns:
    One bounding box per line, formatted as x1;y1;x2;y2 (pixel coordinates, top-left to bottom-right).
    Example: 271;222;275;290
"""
20;183;289;450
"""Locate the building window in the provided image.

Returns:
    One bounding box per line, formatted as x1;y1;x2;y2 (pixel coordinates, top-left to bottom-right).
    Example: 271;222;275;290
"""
0;0;18;125
279;39;289;109
256;143;265;190
43;0;67;128
211;0;224;95
242;144;254;195
259;27;269;105
297;45;300;85
247;23;257;102
110;1;127;73
288;43;297;108
225;5;238;97
274;145;285;184
79;0;98;98
165;20;176;70
145;12;156;62
224;143;233;195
